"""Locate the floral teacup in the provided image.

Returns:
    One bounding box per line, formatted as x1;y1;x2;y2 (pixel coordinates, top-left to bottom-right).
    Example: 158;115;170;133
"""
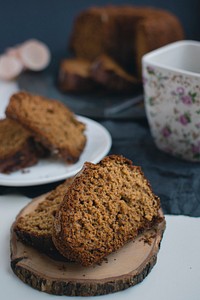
142;40;200;161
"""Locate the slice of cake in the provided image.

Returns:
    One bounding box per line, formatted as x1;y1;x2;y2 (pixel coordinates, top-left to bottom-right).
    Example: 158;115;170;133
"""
52;155;163;266
90;54;139;92
58;58;97;93
6;91;87;163
0;118;47;174
14;178;73;259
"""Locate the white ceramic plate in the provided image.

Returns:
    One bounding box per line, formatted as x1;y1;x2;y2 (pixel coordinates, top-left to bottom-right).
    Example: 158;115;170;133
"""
0;116;112;186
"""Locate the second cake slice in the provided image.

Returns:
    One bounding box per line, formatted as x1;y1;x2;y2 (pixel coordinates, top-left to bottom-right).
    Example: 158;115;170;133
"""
6;91;87;163
52;155;163;266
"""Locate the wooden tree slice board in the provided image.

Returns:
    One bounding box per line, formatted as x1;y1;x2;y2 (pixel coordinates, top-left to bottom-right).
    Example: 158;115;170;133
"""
10;194;166;297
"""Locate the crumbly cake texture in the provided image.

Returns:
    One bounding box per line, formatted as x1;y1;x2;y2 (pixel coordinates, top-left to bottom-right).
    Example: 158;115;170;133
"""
52;155;163;267
14;179;73;259
5;91;87;163
69;5;184;77
58;58;97;93
90;54;139;92
0;118;46;174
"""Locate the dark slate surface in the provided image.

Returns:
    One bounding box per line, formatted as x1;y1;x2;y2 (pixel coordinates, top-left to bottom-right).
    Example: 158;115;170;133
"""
101;119;200;217
1;117;200;217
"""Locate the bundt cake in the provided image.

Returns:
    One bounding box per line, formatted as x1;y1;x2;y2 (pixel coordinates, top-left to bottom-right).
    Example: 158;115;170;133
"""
0;118;47;173
6;91;87;163
52;155;163;267
69;5;184;77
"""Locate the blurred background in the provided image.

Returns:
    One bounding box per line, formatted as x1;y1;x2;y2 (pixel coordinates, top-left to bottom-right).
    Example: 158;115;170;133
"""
0;0;200;215
0;0;199;71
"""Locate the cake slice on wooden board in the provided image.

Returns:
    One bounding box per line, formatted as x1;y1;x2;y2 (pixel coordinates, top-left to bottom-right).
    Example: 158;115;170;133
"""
0;118;47;174
11;203;165;296
52;154;164;267
10;154;166;296
5;91;87;163
14;178;73;260
90;54;139;92
58;58;97;93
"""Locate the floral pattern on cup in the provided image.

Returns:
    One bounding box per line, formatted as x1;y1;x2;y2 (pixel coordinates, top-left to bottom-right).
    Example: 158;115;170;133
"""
172;87;197;105
143;64;200;161
161;125;172;138
178;112;191;126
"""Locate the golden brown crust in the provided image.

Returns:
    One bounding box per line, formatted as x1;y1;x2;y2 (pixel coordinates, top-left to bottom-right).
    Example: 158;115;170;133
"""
52;155;163;266
6;92;87;163
14;179;73;259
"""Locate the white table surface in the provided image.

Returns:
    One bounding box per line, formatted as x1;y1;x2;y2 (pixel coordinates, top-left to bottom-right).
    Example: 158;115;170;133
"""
0;194;200;300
